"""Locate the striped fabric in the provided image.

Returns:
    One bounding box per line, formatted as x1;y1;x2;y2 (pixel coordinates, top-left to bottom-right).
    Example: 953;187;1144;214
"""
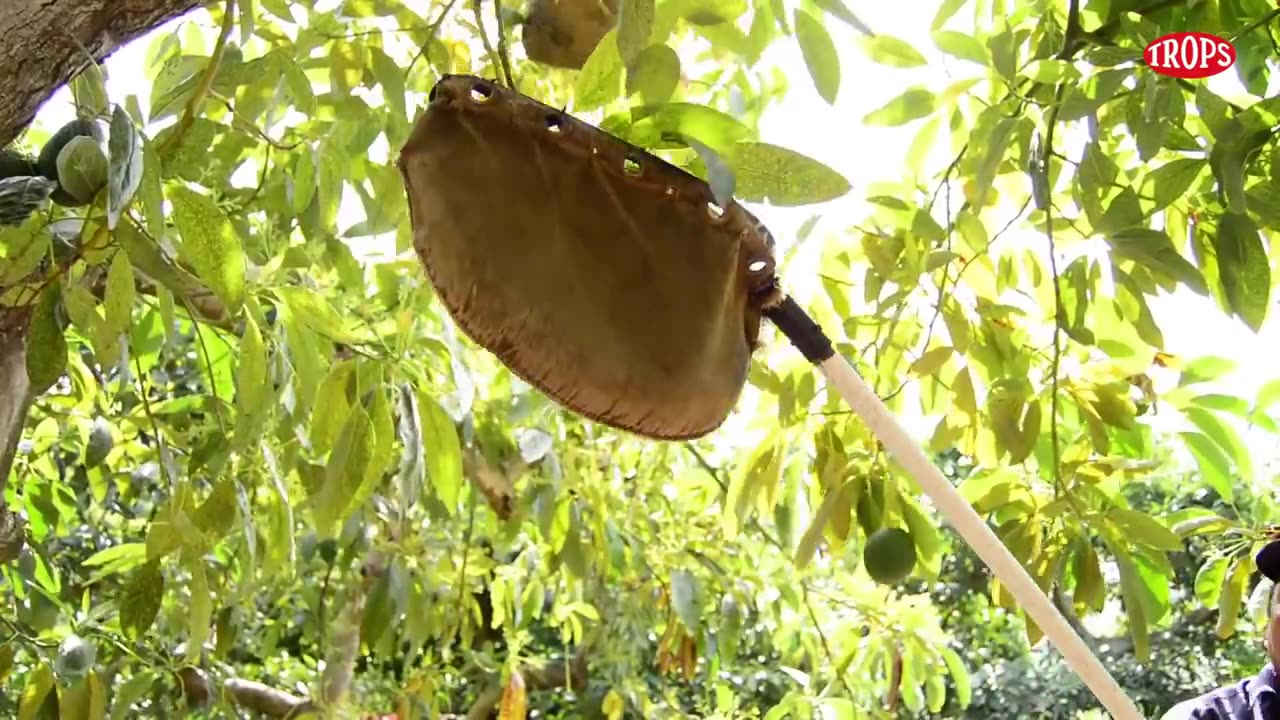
1161;665;1280;720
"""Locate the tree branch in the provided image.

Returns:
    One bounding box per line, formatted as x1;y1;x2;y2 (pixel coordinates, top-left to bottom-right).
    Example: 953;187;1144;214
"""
465;646;590;720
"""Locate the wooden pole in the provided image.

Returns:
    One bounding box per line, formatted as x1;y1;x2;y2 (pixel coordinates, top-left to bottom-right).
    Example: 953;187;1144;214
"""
816;354;1143;720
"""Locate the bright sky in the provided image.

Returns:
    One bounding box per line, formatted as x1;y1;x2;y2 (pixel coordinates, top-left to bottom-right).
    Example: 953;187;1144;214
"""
30;0;1280;477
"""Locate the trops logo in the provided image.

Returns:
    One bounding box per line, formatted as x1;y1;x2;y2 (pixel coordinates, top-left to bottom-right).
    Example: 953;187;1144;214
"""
1144;31;1237;79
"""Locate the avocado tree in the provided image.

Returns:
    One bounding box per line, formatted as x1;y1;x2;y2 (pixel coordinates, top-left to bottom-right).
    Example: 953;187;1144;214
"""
2;0;1279;717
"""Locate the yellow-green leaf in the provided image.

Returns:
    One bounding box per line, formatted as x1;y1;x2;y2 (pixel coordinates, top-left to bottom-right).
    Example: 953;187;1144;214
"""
575;29;625;111
1108;507;1182;551
626;44;680;105
26;285;68;394
106;107;143;230
169;185;246;310
1195;555;1230;607
419;391;463;512
616;0;655;64
723;141;850;206
17;662;55;720
794;10;840;105
1216;556;1250;639
932;30;988;65
1213;211;1270;332
186;558;212;664
859;34;927;67
864;88;936;126
120;560;164;639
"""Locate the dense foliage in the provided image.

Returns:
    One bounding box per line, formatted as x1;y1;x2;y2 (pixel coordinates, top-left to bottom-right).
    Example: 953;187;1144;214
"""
2;0;1279;717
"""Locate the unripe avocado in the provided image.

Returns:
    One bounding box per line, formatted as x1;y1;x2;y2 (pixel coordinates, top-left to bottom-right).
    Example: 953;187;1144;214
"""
863;527;917;585
36;119;106;206
54;633;96;678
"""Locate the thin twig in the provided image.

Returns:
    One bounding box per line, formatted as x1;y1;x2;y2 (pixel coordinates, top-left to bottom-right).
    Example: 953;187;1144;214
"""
1229;8;1280;45
405;0;462;80
163;0;237;154
472;0;504;85
132;347;176;490
451;489;479;645
1045;91;1066;496
801;584;856;699
493;0;516;89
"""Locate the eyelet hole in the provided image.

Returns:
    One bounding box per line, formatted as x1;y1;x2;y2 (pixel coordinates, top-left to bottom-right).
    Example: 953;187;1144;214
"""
469;83;493;103
546;115;563;133
623;156;642;175
748;260;768;273
706;201;724;220
665;187;675;196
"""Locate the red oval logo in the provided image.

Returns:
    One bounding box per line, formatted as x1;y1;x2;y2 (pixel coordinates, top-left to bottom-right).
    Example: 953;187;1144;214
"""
1144;31;1236;79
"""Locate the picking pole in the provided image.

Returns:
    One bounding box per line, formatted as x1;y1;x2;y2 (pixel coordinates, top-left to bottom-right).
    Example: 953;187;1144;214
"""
765;296;1142;720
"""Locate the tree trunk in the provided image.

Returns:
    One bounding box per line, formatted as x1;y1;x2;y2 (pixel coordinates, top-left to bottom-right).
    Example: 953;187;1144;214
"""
0;0;208;496
0;0;209;147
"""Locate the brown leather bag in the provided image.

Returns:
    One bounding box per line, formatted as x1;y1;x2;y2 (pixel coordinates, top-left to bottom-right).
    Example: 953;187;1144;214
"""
397;75;781;439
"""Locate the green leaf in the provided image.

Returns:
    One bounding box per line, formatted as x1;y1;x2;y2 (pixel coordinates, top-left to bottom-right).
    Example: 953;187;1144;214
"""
575;29;625;111
1216;557;1250;639
931;0;967;29
1208;121;1272;214
794;10;840;105
1212;212;1270;332
626;44;680;105
1180;431;1233;500
60;670;107;720
932;31;989;65
1113;549;1150;661
17;662;54;720
1144;158;1206;207
103;250;136;337
1072;541;1106;612
811;0;872;34
315;399;375;537
1195;555;1230;607
235;314;268;439
1183;406;1252;483
1106;227;1207;295
395;384;425;515
361;558;409;646
795;481;845;568
26;285;68;395
1181;355;1236;386
349;387;395;515
617;0;655;64
941;647;971;707
185;558;212;664
722;142;850;206
688;138;735;207
120;561;164;640
70;63;109;119
277;52;316;115
670;569;701;632
631;102;750;154
138;142;164;238
859;35;927;67
276;286;355;344
419;391;463;512
863;88;936;127
169;185;246;310
1108;507;1182;551
106;107;143;230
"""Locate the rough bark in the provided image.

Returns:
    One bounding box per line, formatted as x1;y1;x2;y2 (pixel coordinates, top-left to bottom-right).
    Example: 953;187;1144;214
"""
0;0;209;148
0;309;33;498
